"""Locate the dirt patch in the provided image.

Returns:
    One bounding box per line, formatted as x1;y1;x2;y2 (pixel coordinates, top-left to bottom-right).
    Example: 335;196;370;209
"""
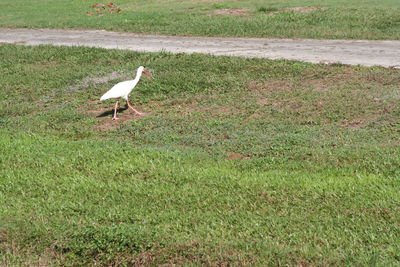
248;80;294;93
131;243;203;266
306;78;331;91
83;101;110;115
285;7;325;13
249;68;358;93
210;106;242;117
0;229;7;242
304;68;361;91
130;243;251;266
245;67;397;126
345;207;397;220
227;152;251;160
247;112;263;119
93;115;137;131
297;259;313;267
210;8;250;16
169;102;241;117
159;94;243;117
266;6;325;16
82;100;148;131
248;80;315;114
341;114;380;129
256;98;269;105
87;2;121;16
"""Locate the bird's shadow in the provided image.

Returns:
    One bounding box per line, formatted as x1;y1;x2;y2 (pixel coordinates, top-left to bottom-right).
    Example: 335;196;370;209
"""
97;104;129;118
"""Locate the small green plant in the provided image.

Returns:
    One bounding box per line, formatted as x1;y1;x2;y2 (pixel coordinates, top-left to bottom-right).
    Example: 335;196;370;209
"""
258;6;278;13
211;3;228;9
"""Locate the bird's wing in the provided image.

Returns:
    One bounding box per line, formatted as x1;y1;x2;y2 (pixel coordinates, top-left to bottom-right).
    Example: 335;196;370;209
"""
100;80;137;100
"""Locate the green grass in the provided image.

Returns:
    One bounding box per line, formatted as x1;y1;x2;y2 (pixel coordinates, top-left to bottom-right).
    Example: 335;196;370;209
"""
0;0;400;39
0;44;399;265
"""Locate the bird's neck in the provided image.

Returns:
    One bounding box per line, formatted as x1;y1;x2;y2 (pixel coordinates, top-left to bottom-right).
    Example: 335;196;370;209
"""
134;69;143;82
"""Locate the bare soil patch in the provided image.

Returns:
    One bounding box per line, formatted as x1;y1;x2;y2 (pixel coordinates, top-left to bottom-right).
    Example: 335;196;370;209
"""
131;243;205;266
256;98;269;105
285;7;325;13
0;229;7;242
227;152;251;160
87;2;121;16
83;100;147;131
159;94;242;117
210;8;250;17
170;102;241;117
266;6;326;16
94;115;136;131
245;66;398;129
341;111;388;129
248;80;294;93
248;68;358;94
130;243;251;266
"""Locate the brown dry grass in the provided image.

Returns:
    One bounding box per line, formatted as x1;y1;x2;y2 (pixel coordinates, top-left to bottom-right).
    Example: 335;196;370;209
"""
0;241;64;267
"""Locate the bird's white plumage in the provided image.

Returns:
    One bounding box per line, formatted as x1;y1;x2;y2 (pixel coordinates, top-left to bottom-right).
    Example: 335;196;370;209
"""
100;66;145;101
100;80;138;101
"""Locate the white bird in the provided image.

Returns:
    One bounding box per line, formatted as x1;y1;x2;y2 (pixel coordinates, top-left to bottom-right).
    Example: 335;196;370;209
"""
100;66;151;120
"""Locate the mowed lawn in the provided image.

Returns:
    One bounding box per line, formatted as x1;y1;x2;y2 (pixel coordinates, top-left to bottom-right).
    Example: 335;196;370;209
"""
0;45;399;265
0;0;399;39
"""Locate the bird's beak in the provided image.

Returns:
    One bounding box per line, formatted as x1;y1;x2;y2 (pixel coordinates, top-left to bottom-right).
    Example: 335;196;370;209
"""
143;69;152;80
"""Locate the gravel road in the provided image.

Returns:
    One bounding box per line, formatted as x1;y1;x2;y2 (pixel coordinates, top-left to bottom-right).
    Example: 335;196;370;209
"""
1;28;399;68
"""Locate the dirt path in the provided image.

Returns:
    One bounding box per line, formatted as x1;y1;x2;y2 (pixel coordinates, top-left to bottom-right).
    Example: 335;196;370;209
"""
1;28;399;68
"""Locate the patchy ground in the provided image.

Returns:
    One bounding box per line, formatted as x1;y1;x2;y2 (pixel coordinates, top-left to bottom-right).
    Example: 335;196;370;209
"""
210;8;250;16
285;6;325;13
1;45;399;266
265;6;326;16
79;65;399;136
86;2;121;16
83;100;147;131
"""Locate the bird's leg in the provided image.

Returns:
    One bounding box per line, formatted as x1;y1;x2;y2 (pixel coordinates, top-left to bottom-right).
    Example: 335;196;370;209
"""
126;99;145;116
112;101;119;120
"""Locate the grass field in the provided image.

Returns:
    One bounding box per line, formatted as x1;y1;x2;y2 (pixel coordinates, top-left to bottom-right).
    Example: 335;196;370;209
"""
0;44;399;265
0;0;399;39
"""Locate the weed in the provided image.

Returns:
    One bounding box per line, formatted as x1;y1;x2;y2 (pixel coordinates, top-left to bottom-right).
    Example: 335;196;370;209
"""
258;7;278;13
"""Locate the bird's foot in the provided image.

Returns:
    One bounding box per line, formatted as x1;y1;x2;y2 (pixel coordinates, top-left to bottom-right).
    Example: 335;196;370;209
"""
112;117;119;121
